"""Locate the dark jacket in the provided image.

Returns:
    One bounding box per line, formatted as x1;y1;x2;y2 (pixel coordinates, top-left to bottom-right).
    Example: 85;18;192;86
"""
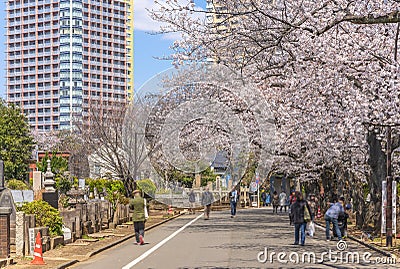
290;199;312;224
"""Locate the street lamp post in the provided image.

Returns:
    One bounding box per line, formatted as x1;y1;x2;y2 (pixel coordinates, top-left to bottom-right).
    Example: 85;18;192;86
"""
133;131;149;183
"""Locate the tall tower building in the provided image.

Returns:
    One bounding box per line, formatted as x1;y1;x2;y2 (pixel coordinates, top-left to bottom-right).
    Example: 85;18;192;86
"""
6;0;134;132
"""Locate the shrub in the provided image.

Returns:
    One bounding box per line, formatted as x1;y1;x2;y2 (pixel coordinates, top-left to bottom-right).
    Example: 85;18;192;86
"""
136;179;156;197
86;178;108;193
85;178;128;208
55;174;72;194
6;179;30;190
105;180;128;210
19;200;63;236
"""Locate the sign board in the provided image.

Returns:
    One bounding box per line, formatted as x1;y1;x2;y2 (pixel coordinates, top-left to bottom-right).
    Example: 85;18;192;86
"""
29;228;35;255
250;182;258;193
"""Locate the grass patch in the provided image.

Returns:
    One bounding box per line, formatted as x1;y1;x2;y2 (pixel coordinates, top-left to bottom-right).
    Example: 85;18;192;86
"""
82;234;92;239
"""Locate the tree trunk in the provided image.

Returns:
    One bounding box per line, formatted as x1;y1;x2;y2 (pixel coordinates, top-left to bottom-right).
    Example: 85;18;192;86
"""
113;203;120;225
365;131;387;232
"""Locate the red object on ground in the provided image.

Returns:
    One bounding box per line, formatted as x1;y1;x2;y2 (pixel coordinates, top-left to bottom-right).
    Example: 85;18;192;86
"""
30;232;45;265
168;205;173;215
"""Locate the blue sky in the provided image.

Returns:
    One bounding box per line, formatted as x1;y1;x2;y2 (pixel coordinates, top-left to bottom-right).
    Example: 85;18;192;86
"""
0;1;205;98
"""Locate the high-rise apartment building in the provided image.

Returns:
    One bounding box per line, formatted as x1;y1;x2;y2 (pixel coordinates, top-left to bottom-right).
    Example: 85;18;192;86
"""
6;0;134;132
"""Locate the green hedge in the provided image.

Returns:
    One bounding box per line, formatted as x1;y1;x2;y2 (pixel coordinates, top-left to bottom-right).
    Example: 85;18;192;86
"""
19;200;63;236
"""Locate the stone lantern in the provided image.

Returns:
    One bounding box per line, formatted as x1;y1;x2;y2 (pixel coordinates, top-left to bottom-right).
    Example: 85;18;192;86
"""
42;159;58;209
43;159;55;192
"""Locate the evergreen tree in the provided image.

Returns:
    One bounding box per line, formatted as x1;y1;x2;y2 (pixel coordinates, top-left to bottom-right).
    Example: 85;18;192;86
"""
0;100;34;180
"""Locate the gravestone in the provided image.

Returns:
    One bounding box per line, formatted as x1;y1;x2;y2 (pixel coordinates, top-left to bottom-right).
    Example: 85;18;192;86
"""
78;178;85;190
11;190;34;206
195;174;201;188
23;190;34;202
32;171;42;191
10;191;23;205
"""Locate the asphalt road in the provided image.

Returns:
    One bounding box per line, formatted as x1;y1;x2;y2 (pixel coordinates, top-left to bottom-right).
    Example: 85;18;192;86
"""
69;207;398;269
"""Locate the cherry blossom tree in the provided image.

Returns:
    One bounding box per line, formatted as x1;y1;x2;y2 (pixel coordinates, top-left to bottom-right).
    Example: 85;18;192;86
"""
150;0;400;230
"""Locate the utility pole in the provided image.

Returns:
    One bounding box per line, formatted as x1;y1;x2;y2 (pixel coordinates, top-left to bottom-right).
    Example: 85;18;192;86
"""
386;126;393;247
134;132;138;182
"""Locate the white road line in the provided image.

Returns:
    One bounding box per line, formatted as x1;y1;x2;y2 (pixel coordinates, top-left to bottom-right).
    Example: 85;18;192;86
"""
121;213;204;269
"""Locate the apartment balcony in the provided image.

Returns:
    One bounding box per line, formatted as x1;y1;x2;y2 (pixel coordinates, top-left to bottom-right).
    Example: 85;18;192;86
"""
8;71;22;77
24;104;37;109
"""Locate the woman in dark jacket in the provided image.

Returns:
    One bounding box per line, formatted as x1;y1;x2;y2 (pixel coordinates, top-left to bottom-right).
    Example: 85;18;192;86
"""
290;191;312;246
272;191;279;214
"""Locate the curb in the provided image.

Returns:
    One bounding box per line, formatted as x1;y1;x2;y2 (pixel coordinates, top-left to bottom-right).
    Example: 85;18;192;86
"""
314;221;393;257
347;235;393;257
54;259;79;269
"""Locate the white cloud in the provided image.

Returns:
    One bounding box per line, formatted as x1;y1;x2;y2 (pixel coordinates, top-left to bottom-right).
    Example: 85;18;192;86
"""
134;1;205;40
134;1;162;33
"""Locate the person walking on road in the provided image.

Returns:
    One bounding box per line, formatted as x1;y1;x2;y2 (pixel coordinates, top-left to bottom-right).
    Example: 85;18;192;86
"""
229;187;239;218
265;192;271;206
288;191;297;224
290;191;313;246
324;195;345;241
188;190;196;214
308;194;317;220
279;190;287;213
129;189;147;245
201;186;214;220
272;191;279;214
261;190;267;207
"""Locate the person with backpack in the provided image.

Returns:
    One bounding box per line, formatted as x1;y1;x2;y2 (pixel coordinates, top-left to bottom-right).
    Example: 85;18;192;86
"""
290;191;313;246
